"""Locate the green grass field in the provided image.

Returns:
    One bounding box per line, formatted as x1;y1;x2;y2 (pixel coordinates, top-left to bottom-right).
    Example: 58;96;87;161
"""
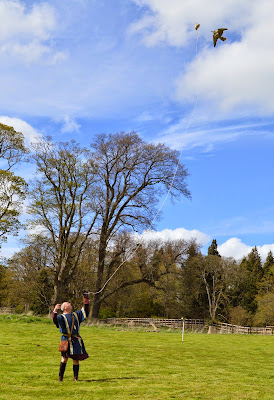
1;315;273;400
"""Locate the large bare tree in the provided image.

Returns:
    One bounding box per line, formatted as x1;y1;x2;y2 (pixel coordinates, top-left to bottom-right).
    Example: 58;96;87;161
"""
89;131;190;318
28;138;98;304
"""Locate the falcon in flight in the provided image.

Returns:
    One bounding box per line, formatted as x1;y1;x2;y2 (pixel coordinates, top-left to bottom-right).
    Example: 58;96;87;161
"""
212;28;227;47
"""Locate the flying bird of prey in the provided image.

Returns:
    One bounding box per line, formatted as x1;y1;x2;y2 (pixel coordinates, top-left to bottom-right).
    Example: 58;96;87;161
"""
195;23;200;30
212;28;227;47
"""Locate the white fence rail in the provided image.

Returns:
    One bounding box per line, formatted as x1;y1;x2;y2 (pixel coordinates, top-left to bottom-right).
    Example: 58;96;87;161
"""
212;322;274;335
106;318;274;335
0;307;14;314
107;318;205;330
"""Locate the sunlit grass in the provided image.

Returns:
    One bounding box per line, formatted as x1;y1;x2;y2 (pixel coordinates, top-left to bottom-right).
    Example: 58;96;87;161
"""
1;315;273;399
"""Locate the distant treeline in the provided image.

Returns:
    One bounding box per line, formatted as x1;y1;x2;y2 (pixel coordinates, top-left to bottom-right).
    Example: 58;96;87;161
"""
0;236;273;326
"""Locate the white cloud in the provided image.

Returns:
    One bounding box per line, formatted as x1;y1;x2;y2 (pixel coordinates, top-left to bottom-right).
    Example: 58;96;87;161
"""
156;120;240;151
154;116;274;152
0;1;272;124
61;115;81;133
259;245;274;262
177;41;274;114
0;245;21;259
133;228;274;262
133;227;210;246
0;116;41;145
0;1;55;40
130;0;252;47
0;0;66;64
27;224;48;237
131;0;274;115
218;237;274;262
218;238;252;260
0;40;67;65
134;111;156;122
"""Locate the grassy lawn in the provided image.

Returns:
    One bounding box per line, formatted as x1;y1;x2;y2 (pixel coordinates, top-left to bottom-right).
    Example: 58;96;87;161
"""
0;315;273;400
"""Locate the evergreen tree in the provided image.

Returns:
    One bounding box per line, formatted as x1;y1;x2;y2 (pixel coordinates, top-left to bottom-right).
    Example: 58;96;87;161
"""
258;251;274;295
237;247;264;314
246;247;263;279
263;250;274;274
207;239;221;257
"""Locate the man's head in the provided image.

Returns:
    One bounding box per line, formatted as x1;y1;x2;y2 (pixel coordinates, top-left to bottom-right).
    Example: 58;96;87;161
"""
61;302;72;314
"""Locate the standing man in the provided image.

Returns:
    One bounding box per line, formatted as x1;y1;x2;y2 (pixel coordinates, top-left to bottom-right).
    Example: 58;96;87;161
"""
53;291;90;381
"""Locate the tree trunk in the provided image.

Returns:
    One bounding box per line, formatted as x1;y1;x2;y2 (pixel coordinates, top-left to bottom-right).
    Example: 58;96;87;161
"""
91;235;107;319
91;293;102;319
51;279;67;307
51;284;62;307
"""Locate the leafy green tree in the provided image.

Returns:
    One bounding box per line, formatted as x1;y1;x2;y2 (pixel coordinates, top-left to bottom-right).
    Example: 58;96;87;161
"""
0;263;6;306
30;268;54;315
179;242;208;318
5;236;54;312
229;305;250;326
253;250;274;326
0;171;27;242
0;123;27;169
228;258;248;308
204;240;227;322
0;124;28;246
202;254;225;322
92;235;188;318
0;264;17;310
145;241;187;318
253;292;274;326
257;251;274;295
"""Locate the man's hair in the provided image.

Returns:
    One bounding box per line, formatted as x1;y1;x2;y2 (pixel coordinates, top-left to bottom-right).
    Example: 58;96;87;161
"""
61;302;72;312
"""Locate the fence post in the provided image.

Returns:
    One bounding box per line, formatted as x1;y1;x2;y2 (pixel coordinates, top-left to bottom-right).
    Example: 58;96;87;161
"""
181;317;185;342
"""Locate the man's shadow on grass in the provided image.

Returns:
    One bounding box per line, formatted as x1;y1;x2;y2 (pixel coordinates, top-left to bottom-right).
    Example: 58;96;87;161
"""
81;377;142;383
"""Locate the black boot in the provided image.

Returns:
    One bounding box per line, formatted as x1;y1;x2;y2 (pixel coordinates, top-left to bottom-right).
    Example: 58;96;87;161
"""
73;364;79;381
59;362;67;381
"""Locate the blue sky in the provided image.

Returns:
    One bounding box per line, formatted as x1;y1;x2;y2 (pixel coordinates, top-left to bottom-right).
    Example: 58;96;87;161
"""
1;0;274;261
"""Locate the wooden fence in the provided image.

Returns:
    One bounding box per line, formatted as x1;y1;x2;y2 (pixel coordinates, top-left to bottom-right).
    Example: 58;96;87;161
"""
0;310;272;335
0;307;14;314
212;322;274;335
106;317;206;331
106;318;274;335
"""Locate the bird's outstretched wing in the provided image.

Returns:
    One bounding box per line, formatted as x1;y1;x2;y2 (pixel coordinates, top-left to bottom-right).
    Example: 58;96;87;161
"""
217;28;227;35
213;33;218;47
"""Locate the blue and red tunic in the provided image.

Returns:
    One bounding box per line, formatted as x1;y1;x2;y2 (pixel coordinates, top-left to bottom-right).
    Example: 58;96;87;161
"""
53;304;89;360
